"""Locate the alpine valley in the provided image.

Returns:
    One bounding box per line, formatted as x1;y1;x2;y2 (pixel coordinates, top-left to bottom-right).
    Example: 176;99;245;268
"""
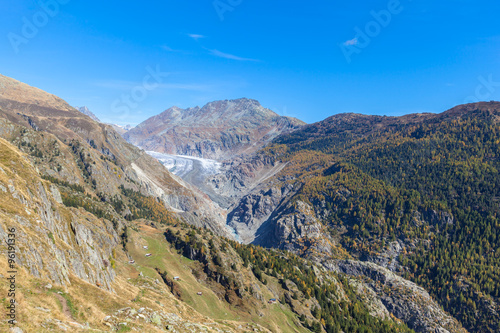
1;73;499;333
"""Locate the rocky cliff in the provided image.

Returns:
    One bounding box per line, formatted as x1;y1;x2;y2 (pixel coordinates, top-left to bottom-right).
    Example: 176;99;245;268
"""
0;137;119;291
326;260;467;333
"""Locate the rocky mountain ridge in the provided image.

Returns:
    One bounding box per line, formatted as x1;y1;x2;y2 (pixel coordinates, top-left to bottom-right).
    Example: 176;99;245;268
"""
124;98;305;160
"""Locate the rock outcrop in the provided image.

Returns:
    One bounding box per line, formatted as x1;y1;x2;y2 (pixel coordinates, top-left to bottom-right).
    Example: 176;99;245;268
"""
325;260;468;333
0;138;119;291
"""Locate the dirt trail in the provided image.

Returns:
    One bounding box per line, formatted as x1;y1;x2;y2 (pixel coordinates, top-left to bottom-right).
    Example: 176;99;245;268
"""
55;294;74;320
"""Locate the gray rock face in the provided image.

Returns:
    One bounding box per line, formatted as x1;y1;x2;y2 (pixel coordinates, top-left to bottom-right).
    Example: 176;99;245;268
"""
207;155;286;201
261;201;333;255
0;145;119;291
424;209;454;225
50;184;63;204
124;98;305;160
327;260;467;333
368;240;405;272
227;186;293;243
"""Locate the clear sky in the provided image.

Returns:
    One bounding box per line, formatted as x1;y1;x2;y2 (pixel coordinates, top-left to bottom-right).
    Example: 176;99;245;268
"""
1;0;499;125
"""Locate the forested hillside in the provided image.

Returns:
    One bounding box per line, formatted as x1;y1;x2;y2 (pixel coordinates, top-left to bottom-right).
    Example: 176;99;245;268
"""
163;224;415;333
260;102;500;332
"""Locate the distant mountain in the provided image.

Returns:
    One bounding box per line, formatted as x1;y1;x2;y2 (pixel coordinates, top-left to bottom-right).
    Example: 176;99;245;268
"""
109;123;133;135
76;106;100;122
124;98;305;160
75;106;134;135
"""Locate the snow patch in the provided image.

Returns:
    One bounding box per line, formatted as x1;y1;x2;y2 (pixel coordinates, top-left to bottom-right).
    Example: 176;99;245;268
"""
146;151;221;177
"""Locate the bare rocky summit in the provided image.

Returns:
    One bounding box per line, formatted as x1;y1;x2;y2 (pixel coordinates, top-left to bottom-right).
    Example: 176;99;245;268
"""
76;106;100;122
124;98;305;160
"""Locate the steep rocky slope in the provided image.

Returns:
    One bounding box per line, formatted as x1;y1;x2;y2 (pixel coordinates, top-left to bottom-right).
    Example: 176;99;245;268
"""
0;138;241;332
326;260;466;333
0;74;229;237
0;137;119;290
206;102;500;332
124;98;305;160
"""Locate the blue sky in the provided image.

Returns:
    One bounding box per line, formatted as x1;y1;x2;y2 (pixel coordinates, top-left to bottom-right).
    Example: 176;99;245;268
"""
1;0;499;125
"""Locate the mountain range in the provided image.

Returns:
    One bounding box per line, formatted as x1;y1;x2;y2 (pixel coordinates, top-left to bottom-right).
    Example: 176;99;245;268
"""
1;73;499;332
